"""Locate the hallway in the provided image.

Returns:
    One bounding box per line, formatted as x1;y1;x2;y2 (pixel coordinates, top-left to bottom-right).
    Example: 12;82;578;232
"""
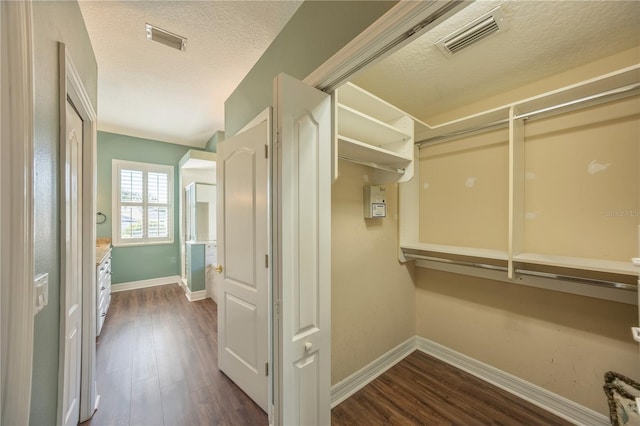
83;284;267;426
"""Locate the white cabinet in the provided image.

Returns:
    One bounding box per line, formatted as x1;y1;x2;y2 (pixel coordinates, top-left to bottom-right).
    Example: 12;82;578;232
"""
335;82;414;184
96;249;112;336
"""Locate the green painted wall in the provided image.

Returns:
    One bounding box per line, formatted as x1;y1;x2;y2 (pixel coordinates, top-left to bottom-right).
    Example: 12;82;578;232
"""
187;243;206;292
97;131;194;284
31;1;97;424
224;0;396;136
204;130;224;153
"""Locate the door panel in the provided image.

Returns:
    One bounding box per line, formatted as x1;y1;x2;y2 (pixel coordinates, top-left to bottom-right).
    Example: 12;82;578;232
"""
61;99;83;426
217;117;269;412
274;73;331;426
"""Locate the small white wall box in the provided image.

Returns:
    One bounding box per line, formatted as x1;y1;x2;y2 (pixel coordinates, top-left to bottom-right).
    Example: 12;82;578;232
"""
364;185;386;218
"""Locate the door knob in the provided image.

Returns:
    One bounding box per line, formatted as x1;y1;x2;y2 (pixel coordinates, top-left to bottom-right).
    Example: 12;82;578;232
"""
213;265;223;273
304;342;313;352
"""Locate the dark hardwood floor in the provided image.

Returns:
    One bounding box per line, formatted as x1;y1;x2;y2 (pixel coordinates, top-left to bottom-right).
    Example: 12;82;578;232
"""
82;284;267;426
331;351;573;426
84;284;571;426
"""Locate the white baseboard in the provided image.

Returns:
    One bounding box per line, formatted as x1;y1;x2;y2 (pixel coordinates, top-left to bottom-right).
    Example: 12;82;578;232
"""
185;288;207;302
110;275;181;293
415;336;608;426
330;337;416;408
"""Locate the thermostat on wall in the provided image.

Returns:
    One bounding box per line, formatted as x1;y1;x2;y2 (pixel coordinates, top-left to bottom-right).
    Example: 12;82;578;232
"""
364;185;386;218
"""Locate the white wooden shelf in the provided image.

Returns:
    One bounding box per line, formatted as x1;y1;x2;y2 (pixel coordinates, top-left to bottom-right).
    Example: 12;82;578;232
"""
338;136;411;168
513;253;638;276
415;106;510;144
399;65;640;301
337;104;410;147
415;64;640;145
401;243;508;261
338;83;407;123
335;83;415;183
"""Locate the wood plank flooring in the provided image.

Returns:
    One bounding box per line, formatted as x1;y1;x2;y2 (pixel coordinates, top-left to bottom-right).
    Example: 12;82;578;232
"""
84;284;572;426
81;284;267;426
331;351;573;426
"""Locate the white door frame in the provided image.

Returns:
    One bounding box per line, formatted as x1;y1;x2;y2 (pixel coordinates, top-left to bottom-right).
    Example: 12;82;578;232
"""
58;43;98;424
0;1;35;424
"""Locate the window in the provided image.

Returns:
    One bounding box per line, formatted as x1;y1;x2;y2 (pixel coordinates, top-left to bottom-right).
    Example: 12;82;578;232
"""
112;159;174;246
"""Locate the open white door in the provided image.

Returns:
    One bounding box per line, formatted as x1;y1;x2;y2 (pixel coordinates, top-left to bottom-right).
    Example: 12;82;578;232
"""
59;99;83;426
273;73;331;425
216;111;270;412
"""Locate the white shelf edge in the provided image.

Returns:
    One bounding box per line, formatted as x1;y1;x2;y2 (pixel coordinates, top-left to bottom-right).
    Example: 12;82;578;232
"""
339;82;408;122
338;135;412;164
415;64;640;143
401;242;508;261
337;103;411;145
513;253;638;276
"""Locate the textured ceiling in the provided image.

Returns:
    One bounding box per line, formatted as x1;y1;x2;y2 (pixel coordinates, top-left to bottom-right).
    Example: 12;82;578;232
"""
352;0;640;125
79;0;302;147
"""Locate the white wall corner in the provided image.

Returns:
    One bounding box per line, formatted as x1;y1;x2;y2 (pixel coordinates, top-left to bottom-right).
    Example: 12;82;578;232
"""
330;337;417;408
415;336;608;426
110;275;181;293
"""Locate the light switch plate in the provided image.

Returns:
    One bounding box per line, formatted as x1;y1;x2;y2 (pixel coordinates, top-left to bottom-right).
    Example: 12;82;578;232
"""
34;273;48;315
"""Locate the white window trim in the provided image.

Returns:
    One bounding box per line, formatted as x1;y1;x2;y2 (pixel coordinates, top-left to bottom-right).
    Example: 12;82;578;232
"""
112;159;174;247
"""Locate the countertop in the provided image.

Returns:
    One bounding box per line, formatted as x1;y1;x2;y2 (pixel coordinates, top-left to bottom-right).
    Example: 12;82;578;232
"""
96;238;112;265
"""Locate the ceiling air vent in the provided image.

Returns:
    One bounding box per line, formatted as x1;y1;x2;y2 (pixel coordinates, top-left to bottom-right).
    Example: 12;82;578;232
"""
435;7;507;56
145;23;187;52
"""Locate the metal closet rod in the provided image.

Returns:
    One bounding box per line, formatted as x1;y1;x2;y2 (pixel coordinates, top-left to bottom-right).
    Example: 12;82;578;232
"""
403;253;508;272
338;155;405;174
514;269;637;292
404;252;637;291
417;82;640;147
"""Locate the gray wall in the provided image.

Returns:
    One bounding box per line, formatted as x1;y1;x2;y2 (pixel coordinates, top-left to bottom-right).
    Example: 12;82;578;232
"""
224;0;396;136
31;1;97;424
204;130;224;153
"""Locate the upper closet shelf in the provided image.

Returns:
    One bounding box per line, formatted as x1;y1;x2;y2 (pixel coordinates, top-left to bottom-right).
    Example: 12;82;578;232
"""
338;136;411;168
335;83;415;183
415;64;640;145
338;105;410;147
401;242;508;262
338;82;408;123
513;253;638;276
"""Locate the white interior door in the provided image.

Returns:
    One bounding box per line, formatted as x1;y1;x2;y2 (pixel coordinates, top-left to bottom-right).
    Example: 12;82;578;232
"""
273;73;331;425
216;113;270;412
60;98;83;426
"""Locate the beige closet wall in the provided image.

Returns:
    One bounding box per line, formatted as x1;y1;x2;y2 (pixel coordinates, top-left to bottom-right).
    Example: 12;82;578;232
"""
415;269;637;415
415;47;639;415
332;160;416;385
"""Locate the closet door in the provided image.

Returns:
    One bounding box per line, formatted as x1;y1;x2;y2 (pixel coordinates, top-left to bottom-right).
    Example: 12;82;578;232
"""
273;73;331;426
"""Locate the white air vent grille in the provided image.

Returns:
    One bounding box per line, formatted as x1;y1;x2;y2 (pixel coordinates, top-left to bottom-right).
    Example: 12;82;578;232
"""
436;7;507;56
146;23;187;52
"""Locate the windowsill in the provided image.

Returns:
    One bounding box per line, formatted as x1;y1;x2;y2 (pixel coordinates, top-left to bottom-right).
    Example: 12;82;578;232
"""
112;240;174;248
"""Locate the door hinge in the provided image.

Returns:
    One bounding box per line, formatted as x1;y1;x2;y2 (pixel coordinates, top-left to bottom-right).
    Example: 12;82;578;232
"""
265;144;268;159
265;362;269;376
265;254;269;268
